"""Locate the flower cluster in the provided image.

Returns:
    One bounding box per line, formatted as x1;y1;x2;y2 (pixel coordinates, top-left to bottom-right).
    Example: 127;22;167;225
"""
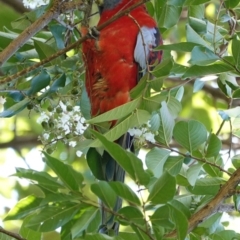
128;121;156;146
22;0;49;8
37;101;88;154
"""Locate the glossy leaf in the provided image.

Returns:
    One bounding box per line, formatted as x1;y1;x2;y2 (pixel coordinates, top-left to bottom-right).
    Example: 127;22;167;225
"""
148;172;176;204
91;181;117;209
146;148;170;178
109;182;141;206
5;195;42;221
91;131;150;186
173;120;208;153
44;152;84;191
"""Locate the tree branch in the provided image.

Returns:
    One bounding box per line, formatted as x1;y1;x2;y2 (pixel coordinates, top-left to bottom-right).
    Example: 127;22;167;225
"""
0;226;26;240
0;0;87;67
165;167;240;238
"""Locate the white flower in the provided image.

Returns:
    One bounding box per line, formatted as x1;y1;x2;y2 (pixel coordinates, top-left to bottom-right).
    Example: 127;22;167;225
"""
59;101;67;112
69;141;77;147
59;113;70;125
143;132;155;143
22;0;49;8
0;96;6;105
75;121;87;134
37;112;50;123
76;151;83;157
43;133;50;140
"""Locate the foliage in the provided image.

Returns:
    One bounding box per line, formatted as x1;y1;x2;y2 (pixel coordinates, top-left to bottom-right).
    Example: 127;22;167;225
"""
1;0;240;240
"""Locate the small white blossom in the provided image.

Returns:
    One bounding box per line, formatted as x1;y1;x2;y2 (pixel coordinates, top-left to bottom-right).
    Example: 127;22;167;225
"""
37;112;50;124
0;96;6;105
76;151;83;157
69;141;77;147
22;0;49;8
143;132;155;143
76;121;87;134
59;101;67;112
43;133;50;140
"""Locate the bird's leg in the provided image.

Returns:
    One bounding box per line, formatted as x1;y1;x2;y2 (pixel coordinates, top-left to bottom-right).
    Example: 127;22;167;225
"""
88;26;100;39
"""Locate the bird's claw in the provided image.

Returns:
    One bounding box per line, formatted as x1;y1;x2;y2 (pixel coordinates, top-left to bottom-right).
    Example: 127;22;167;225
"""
88;27;100;39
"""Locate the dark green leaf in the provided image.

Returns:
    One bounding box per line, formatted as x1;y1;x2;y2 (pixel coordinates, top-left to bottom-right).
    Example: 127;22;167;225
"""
91;131;150;186
4;195;42;221
71;208;100;238
189;46;219;66
146;148;170;177
173;120;208;153
26;203;80;232
44;152;84;191
206;134;222;158
148;172;176;204
0;98;30;117
91;181;117;209
27;70;51;96
109;182;141;206
14;168;63;191
118;206;144;226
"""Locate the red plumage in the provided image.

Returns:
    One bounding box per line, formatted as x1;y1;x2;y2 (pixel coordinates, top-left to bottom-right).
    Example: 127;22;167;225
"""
82;0;162;117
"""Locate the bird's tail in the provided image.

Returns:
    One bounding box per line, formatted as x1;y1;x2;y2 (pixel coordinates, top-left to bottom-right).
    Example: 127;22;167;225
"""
99;133;133;235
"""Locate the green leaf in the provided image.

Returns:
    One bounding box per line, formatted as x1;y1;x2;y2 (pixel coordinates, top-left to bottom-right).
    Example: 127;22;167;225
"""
167;96;182;119
91;131;150;186
4;195;42;221
86;148;105;180
168;203;188;240
118;206;144;226
186;164;202;186
0;98;30;117
183;62;234;78
173;120;208;153
34;39;60;65
193;79;205;93
71;208;100;238
14;168;63;191
232;37;240;70
44;152;84;191
205;134;222;158
48;73;66;94
188;178;224;195
26;203;80;232
146;148;170;178
27;70;51;96
49;24;66;49
232;154;240;169
80;85;91;120
151;57;173;77
164;156;184;176
150;205;174;228
91;181;117;209
225;0;240;8
158;4;182;29
87;98;141;124
156;42;198;52
19;215;41;240
109;182;141;206
189;46;219;66
90;109;151;148
155;101;175;146
186;24;212;50
148;172;176;204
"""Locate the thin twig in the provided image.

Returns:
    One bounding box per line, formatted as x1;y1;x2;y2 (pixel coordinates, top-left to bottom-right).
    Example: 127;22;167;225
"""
0;226;26;240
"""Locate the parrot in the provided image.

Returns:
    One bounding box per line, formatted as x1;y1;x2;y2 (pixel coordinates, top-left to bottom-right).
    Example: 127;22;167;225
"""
81;0;162;235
